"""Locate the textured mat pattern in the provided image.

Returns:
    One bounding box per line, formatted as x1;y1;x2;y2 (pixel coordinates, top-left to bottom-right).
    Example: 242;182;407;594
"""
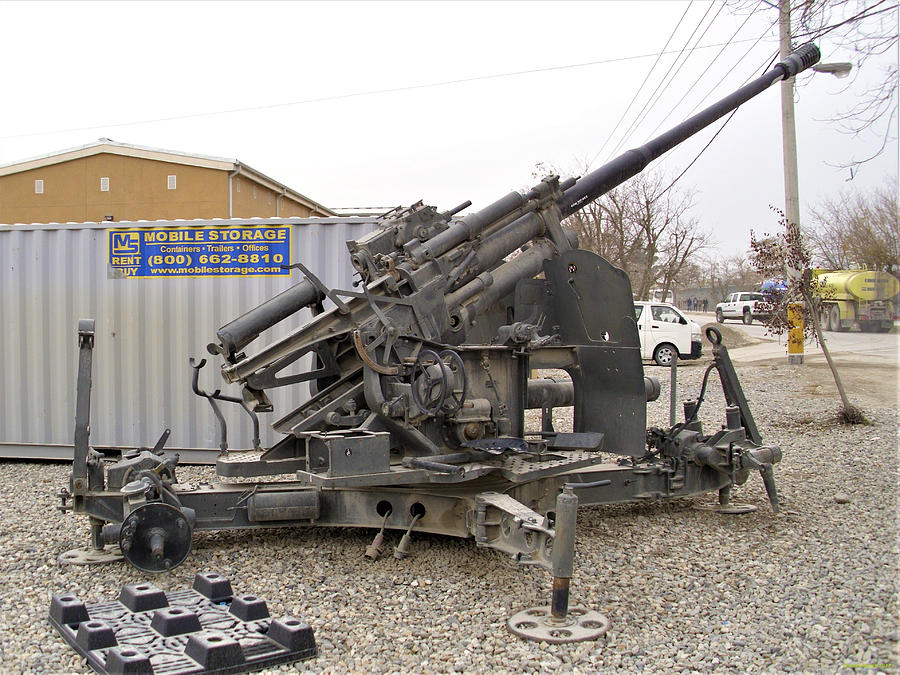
49;572;316;674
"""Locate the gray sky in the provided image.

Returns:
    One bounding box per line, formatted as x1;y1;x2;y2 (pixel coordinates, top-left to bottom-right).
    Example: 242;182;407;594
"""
1;1;896;256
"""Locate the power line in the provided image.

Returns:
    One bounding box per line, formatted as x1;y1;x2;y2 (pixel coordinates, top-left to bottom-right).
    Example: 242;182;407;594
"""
638;13;778;163
603;1;725;162
791;0;896;41
680;16;778;119
0;35;774;142
584;1;695;170
615;1;725;148
651;50;780;204
619;5;766;159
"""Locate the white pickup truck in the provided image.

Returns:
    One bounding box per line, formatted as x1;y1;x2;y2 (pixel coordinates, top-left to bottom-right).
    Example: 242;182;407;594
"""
715;292;773;325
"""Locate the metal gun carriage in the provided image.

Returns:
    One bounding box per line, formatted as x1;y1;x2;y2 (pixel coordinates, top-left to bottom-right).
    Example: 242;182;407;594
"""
60;44;821;640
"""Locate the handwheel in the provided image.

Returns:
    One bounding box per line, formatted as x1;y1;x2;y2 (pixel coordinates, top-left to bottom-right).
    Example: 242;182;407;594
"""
438;349;467;413
410;349;449;415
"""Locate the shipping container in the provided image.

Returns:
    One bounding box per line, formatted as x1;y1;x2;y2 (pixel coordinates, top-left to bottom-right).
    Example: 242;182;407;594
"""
0;217;376;461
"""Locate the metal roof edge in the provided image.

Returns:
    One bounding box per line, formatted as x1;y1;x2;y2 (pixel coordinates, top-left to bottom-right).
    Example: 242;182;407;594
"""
235;162;338;216
0;216;379;231
0;139;237;176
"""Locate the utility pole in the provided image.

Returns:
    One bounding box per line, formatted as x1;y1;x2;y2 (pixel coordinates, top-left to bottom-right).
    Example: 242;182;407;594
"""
779;0;802;231
779;0;805;365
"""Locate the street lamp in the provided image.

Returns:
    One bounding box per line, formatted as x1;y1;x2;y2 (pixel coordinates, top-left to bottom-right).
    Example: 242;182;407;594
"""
811;62;853;78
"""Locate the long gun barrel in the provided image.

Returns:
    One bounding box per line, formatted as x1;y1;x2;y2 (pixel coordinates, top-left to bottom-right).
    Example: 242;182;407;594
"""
214;44;821;376
559;44;820;216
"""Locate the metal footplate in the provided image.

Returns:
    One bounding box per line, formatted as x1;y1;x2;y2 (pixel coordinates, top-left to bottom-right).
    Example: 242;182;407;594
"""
693;501;758;514
217;450;307;478
508;605;610;643
498;450;605;482
58;545;124;566
692;485;759;514
49;572;316;674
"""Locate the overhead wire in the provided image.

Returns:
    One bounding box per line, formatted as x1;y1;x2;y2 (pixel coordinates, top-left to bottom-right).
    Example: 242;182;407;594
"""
790;0;896;42
617;3;766;160
1;33;775;142
650;49;781;204
572;5;777;214
637;12;779;173
617;9;777;184
584;1;695;170
602;1;725;163
681;15;778;119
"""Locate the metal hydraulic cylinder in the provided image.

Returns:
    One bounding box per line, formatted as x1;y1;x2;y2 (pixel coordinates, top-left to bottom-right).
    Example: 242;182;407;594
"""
551;486;577;618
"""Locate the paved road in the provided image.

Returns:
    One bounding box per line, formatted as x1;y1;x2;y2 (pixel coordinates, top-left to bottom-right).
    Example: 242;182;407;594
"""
681;311;900;366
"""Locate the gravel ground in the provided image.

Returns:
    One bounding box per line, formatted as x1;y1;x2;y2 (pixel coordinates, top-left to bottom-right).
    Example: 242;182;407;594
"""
0;358;897;674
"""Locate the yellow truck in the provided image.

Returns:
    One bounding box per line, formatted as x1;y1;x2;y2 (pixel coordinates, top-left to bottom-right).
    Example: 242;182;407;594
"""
814;269;899;333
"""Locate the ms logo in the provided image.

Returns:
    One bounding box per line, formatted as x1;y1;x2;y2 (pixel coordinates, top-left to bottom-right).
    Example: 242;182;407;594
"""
111;231;140;254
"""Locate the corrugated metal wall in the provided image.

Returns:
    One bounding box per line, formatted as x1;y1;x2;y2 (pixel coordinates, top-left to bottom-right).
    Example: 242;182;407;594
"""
0;217;376;458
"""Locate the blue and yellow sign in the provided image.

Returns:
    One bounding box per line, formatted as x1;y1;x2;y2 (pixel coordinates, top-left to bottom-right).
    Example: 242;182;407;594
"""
108;226;291;278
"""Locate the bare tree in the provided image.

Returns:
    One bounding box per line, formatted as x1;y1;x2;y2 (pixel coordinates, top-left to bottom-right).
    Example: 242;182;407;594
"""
792;0;898;165
681;254;766;302
807;178;899;271
750;207;864;424
562;169;711;300
728;0;898;168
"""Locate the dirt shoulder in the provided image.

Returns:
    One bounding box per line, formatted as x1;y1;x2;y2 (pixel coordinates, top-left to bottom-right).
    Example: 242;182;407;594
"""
673;323;899;409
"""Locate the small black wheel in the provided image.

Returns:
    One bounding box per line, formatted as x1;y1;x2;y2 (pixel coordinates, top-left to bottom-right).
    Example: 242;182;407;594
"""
716;309;724;323
119;502;193;573
742;309;753;325
410;349;448;415
653;343;678;367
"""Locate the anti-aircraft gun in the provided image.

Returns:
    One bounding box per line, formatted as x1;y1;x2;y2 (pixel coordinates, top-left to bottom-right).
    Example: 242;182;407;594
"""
61;45;820;641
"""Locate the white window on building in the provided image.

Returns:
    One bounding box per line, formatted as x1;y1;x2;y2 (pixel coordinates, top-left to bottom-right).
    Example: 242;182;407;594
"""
34;179;44;194
100;177;110;192
253;185;258;199
167;175;177;190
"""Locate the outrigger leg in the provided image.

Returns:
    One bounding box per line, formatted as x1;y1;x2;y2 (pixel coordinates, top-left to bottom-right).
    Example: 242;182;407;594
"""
507;486;609;643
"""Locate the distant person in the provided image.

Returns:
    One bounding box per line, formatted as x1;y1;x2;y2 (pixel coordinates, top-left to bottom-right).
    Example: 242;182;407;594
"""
702;298;708;312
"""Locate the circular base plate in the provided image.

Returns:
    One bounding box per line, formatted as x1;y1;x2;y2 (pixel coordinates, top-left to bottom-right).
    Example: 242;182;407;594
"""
507;605;609;643
58;545;123;566
693;502;758;514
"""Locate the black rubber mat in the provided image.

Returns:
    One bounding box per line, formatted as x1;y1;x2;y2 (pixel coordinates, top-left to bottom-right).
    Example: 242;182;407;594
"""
49;572;316;674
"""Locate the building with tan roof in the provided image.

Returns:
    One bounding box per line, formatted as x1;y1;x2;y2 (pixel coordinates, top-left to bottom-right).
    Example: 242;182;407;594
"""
0;139;336;224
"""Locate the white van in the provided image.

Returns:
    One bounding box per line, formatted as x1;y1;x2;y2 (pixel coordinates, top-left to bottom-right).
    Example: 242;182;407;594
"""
633;301;702;366
648;288;676;305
